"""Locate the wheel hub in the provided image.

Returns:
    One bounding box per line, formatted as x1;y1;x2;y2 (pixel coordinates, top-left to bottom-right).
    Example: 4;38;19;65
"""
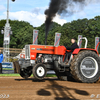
37;66;45;77
80;57;98;78
39;70;42;73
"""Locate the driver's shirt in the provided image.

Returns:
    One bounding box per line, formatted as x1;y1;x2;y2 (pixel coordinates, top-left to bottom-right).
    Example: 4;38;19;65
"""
66;42;79;52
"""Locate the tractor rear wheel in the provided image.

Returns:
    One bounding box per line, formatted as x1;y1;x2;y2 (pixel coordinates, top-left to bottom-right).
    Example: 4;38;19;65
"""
33;63;47;80
70;51;100;83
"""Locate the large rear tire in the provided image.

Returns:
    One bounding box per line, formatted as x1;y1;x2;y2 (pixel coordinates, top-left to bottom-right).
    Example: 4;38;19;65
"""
70;51;100;83
33;63;47;80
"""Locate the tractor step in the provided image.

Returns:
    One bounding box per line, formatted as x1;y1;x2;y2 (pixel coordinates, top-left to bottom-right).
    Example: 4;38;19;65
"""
59;67;65;72
59;63;70;67
59;65;66;72
58;62;70;72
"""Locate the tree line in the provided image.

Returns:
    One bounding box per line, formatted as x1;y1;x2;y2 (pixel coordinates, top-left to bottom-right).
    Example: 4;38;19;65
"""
0;16;100;49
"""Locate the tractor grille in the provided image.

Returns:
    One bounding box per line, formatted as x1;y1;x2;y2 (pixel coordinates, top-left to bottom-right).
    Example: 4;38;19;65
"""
25;45;30;59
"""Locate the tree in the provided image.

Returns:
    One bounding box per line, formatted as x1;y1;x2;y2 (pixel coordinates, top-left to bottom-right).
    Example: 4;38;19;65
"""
0;15;100;49
0;20;34;48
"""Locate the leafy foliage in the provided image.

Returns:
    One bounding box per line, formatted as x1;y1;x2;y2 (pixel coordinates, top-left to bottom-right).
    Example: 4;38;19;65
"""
0;20;34;48
0;16;100;49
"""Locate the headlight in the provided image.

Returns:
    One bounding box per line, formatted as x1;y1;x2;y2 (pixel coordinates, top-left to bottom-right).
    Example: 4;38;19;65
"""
30;60;35;64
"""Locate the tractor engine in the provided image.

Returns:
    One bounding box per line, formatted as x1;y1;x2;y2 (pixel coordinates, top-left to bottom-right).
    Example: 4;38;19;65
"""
36;54;53;63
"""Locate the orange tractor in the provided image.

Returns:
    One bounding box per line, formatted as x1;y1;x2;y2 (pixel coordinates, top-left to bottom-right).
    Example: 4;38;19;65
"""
19;30;100;83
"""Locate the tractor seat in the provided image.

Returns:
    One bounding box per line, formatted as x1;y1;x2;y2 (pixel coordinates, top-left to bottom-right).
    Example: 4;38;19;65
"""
66;50;72;52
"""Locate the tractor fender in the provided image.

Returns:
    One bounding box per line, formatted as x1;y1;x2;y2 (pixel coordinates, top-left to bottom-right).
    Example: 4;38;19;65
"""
72;48;99;55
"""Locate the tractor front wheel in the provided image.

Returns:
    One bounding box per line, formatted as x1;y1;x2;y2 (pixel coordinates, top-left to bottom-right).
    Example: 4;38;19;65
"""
20;66;32;79
33;63;47;80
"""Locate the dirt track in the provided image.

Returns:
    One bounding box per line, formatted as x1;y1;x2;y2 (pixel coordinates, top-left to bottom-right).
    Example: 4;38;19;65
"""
0;77;100;100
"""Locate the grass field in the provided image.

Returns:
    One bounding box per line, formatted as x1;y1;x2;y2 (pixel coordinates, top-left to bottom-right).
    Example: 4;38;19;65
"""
0;74;20;77
3;68;14;70
0;73;56;77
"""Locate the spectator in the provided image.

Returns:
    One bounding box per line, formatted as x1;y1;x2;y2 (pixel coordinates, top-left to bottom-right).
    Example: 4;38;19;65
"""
0;50;3;74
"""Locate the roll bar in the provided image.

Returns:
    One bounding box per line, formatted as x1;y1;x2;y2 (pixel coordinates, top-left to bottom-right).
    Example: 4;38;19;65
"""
78;37;88;48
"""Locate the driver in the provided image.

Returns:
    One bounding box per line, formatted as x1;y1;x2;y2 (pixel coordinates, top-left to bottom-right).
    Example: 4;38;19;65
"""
65;38;79;62
66;38;79;52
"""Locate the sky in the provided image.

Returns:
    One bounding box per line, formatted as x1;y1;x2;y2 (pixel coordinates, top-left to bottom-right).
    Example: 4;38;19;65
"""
0;0;100;27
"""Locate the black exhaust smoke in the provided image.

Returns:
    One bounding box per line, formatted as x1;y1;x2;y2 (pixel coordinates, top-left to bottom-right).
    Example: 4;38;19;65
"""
45;0;86;45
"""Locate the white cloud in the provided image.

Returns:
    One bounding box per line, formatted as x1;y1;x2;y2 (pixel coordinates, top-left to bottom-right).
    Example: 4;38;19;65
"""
0;11;67;27
9;11;45;27
53;14;67;26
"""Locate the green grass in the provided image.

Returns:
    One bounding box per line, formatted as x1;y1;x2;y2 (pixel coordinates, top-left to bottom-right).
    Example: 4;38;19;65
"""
46;74;56;77
0;74;20;77
3;68;14;70
0;73;56;77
